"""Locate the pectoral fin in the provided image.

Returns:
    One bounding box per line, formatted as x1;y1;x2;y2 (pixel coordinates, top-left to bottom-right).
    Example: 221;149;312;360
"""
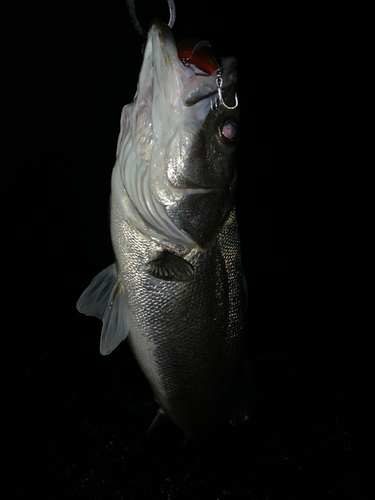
144;251;194;282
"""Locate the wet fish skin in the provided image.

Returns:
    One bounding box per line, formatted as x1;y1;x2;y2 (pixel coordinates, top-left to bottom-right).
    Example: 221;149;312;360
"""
111;195;246;439
77;19;253;440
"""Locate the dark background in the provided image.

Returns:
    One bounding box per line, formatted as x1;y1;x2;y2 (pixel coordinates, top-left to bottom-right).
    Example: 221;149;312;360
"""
2;0;374;498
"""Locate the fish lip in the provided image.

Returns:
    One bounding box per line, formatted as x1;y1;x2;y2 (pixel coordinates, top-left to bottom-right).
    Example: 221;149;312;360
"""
148;18;194;78
149;18;178;60
147;19;237;106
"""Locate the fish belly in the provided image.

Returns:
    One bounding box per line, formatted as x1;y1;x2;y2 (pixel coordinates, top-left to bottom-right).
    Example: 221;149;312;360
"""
110;195;246;438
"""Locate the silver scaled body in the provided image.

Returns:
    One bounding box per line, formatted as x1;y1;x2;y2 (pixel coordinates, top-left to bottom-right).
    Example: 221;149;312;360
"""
77;19;252;440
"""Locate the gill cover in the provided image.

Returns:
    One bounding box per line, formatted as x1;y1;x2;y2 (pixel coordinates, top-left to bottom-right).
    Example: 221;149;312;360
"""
114;20;238;249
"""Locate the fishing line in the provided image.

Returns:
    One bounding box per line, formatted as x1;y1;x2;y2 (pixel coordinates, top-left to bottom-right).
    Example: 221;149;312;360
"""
126;0;176;38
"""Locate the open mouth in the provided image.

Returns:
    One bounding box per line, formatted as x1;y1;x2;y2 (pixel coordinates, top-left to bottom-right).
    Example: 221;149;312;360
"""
146;19;237;107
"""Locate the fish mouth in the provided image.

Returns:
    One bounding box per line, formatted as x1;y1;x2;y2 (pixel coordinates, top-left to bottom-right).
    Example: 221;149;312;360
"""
145;19;237;108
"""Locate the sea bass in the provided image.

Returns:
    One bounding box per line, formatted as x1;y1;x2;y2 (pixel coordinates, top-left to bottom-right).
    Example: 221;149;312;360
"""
77;19;254;440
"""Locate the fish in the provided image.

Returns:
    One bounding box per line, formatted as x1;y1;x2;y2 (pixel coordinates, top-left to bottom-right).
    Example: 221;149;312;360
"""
77;19;255;441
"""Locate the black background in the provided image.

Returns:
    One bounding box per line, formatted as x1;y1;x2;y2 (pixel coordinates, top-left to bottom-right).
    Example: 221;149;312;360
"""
2;0;374;498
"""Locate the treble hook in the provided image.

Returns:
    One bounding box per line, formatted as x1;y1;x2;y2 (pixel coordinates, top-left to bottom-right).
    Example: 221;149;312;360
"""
213;70;239;110
126;0;176;38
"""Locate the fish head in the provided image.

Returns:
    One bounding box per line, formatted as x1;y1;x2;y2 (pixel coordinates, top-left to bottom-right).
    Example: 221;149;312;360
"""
115;19;239;248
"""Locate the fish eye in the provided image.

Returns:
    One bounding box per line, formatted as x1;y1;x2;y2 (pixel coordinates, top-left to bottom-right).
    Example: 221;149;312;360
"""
219;119;238;146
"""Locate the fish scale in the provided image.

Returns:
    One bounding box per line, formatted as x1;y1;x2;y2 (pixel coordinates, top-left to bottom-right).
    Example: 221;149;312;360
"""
109;186;245;438
77;19;254;440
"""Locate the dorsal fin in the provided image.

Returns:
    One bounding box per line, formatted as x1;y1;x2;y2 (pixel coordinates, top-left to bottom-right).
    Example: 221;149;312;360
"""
77;264;118;319
100;280;130;355
77;264;130;355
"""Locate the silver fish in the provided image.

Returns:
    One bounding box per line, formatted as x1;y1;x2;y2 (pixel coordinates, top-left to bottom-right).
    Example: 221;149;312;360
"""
77;19;254;440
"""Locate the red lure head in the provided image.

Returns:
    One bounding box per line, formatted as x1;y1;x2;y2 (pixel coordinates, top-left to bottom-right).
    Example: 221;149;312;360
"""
177;38;221;76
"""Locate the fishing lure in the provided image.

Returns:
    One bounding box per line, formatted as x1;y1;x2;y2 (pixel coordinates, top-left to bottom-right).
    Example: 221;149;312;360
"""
127;0;238;109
